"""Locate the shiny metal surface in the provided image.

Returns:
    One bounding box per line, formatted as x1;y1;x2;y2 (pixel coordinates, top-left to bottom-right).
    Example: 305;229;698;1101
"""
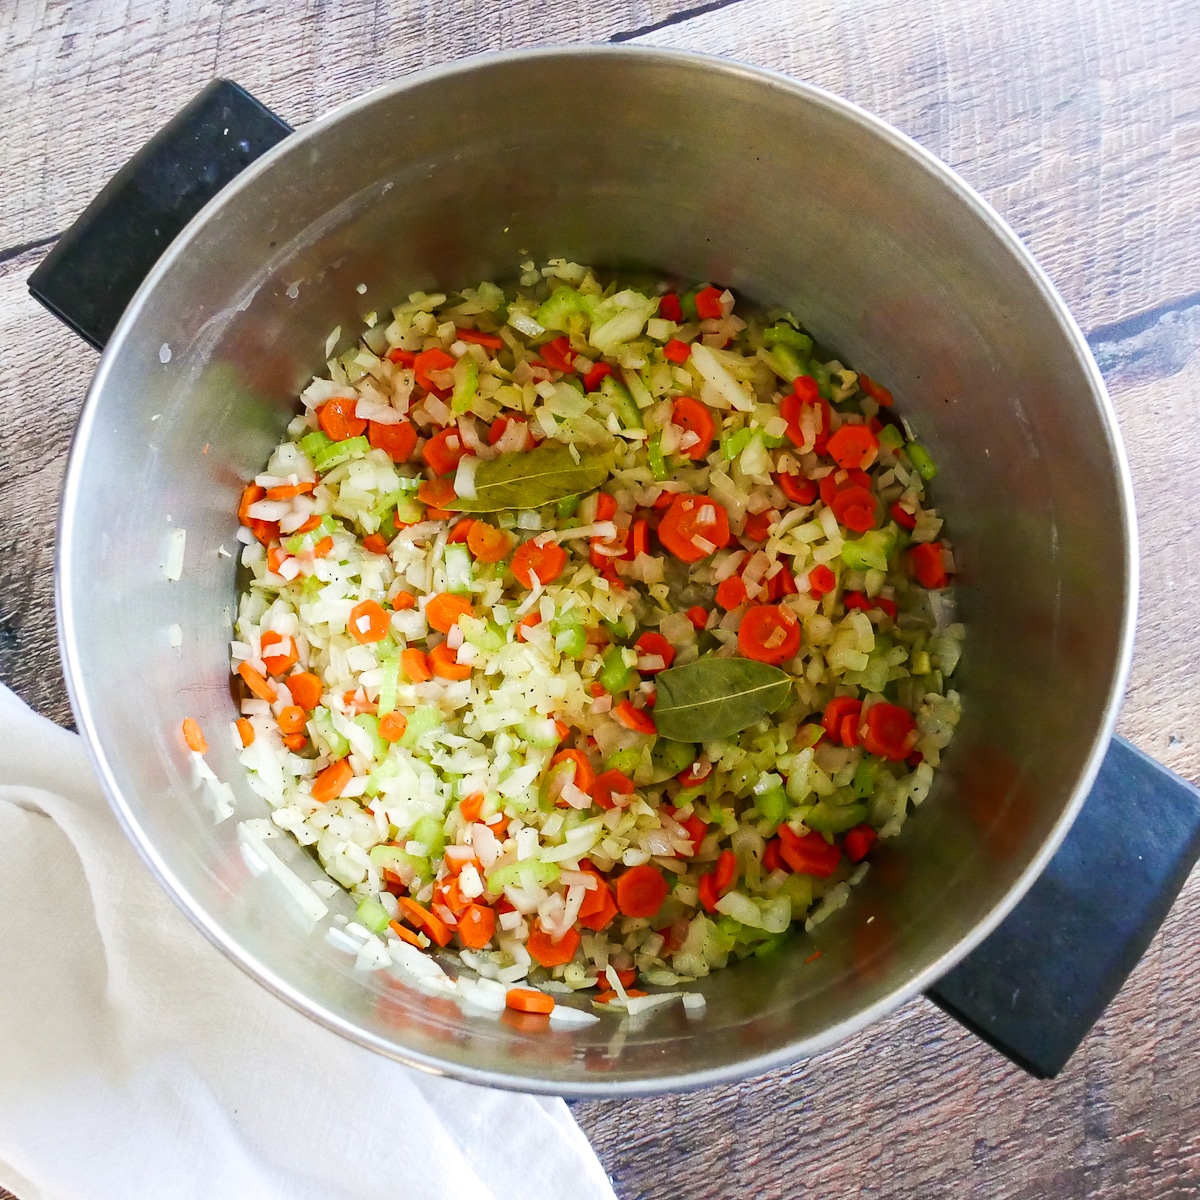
57;47;1136;1095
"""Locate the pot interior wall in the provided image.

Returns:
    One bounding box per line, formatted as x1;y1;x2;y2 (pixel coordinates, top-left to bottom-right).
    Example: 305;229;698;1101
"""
59;50;1130;1091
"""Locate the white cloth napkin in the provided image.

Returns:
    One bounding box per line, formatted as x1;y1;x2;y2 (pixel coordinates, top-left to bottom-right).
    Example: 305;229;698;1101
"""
0;684;616;1200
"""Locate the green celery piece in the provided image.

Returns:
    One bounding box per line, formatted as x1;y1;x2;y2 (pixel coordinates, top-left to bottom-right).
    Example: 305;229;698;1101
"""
906;441;938;481
755;784;789;827
365;757;401;798
762;324;813;355
369;842;422;873
555;624;586;659
805;800;869;833
647;434;669;481
623;367;654;412
300;430;334;461
309;707;349;759
840;529;896;572
356;896;391;935
354;713;388;761
680;288;701;322
852;758;878;799
603;614;636;641
600;375;643;431
313;435;369;472
722;427;753;460
778;872;813;911
487;859;560;895
377;655;400;717
599;645;633;693
762;431;789;449
556;493;582;520
284;514;337;555
767;343;807;384
444;543;473;593
809;361;833;400
752;933;788;958
536;285;587;332
605;746;643;776
878;423;904;450
399;704;441;744
451;356;479;413
411;814;446;858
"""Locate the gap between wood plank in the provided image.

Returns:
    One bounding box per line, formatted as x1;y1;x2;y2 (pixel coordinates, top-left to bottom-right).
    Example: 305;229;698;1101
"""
608;0;747;43
0;233;58;267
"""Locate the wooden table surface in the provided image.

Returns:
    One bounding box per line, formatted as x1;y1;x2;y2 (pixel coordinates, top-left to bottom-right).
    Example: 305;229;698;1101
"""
3;0;1200;1196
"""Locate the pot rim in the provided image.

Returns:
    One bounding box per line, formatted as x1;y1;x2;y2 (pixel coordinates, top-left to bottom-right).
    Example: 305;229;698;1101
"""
57;44;1139;1095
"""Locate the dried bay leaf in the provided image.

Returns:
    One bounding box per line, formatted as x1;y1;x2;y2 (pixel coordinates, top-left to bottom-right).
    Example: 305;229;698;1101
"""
653;656;792;743
446;443;613;512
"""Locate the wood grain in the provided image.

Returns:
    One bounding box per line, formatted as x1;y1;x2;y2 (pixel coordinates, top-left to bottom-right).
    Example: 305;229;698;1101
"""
2;0;1200;1198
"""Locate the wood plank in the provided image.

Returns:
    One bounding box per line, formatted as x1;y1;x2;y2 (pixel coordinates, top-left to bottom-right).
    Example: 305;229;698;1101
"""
635;0;1200;332
0;0;710;249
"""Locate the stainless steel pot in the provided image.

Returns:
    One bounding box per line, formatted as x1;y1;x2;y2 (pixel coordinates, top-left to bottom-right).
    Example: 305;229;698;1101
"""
33;48;1200;1094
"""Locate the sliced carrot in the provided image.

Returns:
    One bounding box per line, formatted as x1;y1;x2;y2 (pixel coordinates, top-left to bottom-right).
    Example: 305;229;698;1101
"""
392;590;417;611
260;630;299;675
467;521;512;563
506;988;555;1015
311;536;334;559
577;884;618;931
511;539;567;588
293;513;321;534
447;518;476;543
657;493;731;563
743;509;776;542
456;327;505;349
738;603;802;665
387;347;416;366
348;599;391;644
615;864;669;918
808;564;836;598
286;671;322;710
367;419;418;463
425;592;474;633
362;533;390;555
830;485;879;533
429;642;471;680
538;335;575;373
389;920;426;949
238;483;264;526
549;748;595;800
860;701;918;761
417;475;458;508
379;711;408;743
713;848;738;892
237;661;277;702
396;896;452;947
686;605;709;630
401;647;432;683
593;769;635;811
526;921;581;968
421;428;467;476
235;717;255;747
413;347;457;390
612;699;656;735
277;705;307;735
694;285;724;320
282;732;308;752
459;791;486;823
827;423;880;470
265;480;316;501
671;396;715;460
910;541;949;589
716;574;748;610
181;717;207;753
458;903;496;950
311;758;353;803
515;611;543;641
663;338;692;364
317;396;366;442
858;373;894;407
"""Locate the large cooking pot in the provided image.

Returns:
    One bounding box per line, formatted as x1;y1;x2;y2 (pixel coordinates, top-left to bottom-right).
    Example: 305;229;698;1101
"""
33;48;1200;1093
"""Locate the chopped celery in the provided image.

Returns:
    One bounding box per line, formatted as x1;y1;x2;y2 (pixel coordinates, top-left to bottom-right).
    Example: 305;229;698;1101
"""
778;873;813;911
354;713;388;761
755;785;788;827
805;800;869;833
444;543;473;593
556;493;581;520
308;707;349;759
365;757;401;798
450;355;479;413
285;514;338;555
906;441;938;480
605;746;643;776
622;366;654;411
299;430;333;461
762;324;814;355
680;288;701;322
599;645;633;693
852;758;878;799
519;716;560;750
399;704;440;745
647;434;668;481
878;423;904;450
840;529;896;572
412;814;446;858
313;435;369;472
767;343;807;384
600;375;643;430
356;896;391;935
377;654;400;716
487;859;560;894
369;842;423;875
809;361;833;400
722;427;753;460
536;285;588;332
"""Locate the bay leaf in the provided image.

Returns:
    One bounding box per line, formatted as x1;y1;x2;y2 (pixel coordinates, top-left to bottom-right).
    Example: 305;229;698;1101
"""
445;443;613;512
652;656;792;743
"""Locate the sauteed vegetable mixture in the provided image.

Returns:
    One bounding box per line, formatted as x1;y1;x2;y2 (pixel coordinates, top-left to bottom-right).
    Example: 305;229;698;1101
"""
225;260;962;1011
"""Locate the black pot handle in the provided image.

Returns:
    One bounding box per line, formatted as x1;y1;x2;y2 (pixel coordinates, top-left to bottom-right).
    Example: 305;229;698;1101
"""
28;79;291;350
928;735;1200;1077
